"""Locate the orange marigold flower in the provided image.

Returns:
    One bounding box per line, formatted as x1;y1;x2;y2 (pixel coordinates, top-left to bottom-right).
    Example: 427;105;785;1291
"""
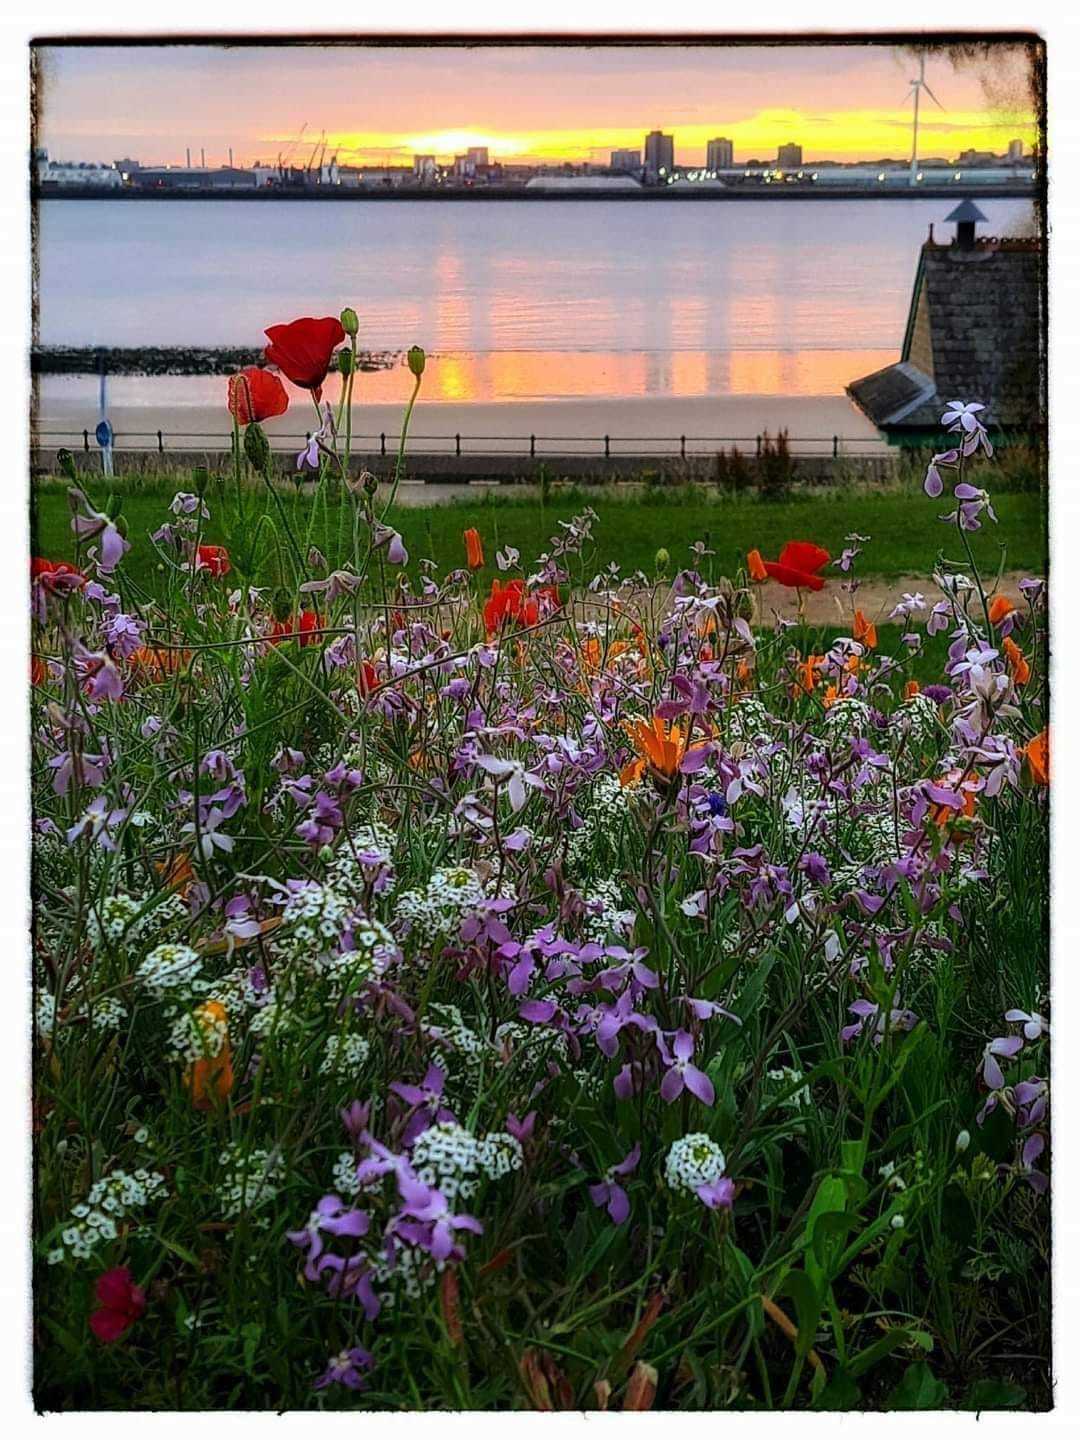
1026;727;1049;786
463;528;484;570
853;609;877;649
1002;635;1031;686
988;594;1017;626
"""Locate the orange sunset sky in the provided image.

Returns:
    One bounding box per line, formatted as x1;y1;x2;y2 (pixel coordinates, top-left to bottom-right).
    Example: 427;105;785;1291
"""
34;41;1039;168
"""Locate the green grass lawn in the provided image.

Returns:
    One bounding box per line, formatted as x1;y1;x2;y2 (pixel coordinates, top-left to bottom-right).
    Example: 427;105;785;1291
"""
32;477;1046;593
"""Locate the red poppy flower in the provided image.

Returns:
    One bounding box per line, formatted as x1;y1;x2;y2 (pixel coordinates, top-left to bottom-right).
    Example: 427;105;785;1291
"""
89;1266;146;1343
197;545;231;578
747;541;830;591
269;610;322;647
31;557;85;593
483;579;560;635
264;316;346;399
227;367;290;425
357;661;379;695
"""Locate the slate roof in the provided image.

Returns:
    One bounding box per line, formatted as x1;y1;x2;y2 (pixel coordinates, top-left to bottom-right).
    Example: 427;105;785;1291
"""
847;237;1043;432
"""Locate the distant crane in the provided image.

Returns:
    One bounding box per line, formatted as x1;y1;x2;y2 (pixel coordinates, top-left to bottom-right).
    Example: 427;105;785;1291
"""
905;51;945;187
307;130;327;183
277;121;308;184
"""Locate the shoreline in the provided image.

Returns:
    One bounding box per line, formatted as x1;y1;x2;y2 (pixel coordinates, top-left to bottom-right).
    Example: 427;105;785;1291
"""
35;185;1039;203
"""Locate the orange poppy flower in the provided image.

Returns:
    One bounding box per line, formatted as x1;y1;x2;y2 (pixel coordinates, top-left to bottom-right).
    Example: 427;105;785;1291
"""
931;771;979;831
1026;728;1049;786
747;542;830;591
31;654;48;687
904;679;921;699
184;1001;234;1110
155;850;194;896
823;684;839;709
988;594;1017;626
623;714;704;786
1002;636;1031;686
853;610;877;649
795;654;824;693
463;528;484;570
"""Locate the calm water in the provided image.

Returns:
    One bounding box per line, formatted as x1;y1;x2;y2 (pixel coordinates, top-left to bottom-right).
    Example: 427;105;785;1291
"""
37;197;1034;403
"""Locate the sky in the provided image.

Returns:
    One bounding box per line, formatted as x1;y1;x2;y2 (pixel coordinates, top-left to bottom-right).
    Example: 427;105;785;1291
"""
33;41;1040;168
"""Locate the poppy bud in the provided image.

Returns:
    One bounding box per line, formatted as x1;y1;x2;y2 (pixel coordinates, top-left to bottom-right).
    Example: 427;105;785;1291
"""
243;421;272;476
340;307;359;337
271;588;292;622
113;514;129;539
193;466;210;496
407;346;426;378
57;449;77;482
338;348;355;377
318;844;335;864
106;493;123;519
655;547;670;574
955;1129;971;1153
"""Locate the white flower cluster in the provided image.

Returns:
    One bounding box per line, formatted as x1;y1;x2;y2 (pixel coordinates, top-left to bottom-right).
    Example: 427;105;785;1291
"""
371;1240;438;1304
320;1031;371;1077
47;1167;167;1265
580;878;636;943
332;1150;362;1199
217;1144;285;1222
87;891;187;951
422;1003;488;1081
278;881;351;962
409;1121;523;1203
394;865;486;943
317;917;399;987
726;697;774;744
767;1066;812;1109
137;943;203;998
35;992;56;1040
664;1133;727;1196
565;772;630;872
495;1019;569;1065
326;824;397;898
889;692;941;746
166;1003;228;1063
823;698;872;738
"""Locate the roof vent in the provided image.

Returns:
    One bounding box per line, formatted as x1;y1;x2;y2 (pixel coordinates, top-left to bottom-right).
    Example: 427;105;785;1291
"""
944;199;988;251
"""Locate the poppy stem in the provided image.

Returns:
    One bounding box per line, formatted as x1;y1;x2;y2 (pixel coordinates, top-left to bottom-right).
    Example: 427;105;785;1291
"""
381;371;423;523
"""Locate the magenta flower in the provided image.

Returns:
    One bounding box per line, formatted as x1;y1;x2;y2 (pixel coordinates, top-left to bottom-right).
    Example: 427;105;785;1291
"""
659;1030;715;1106
588;1143;641;1225
286;1194;370;1279
394;1175;483;1262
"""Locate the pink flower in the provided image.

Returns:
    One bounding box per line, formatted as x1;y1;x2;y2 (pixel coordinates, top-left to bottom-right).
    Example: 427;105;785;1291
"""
89;1266;146;1343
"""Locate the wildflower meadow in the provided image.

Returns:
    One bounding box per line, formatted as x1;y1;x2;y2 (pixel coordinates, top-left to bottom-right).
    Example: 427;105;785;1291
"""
31;314;1049;1411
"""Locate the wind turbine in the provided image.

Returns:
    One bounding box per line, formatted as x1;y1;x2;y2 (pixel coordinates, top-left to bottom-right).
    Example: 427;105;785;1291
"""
905;51;945;186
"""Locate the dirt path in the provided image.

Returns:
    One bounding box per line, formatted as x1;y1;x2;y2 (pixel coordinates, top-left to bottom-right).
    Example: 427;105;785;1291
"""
749;572;1033;627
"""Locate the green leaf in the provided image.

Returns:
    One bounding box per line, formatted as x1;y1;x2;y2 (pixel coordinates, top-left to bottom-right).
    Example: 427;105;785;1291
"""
813;1366;861;1410
964;1379;1028;1410
848;1327;921;1379
887;1361;948;1410
777;1269;823;1357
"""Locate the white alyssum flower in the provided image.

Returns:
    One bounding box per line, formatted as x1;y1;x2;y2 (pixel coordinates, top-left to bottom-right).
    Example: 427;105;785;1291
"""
665;1134;727;1195
767;1066;812;1109
320;1031;371;1076
137;943;203;998
47;1167;167;1264
217;1144;285;1222
166;1002;228;1063
394;865;486;943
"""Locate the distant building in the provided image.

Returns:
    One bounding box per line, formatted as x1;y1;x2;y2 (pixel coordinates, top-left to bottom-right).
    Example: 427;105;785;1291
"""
644;130;674;183
847;202;1042;444
337;165;413;189
35;150;124;188
956;148;997;167
706;137;734;170
412;154;437;182
524;174;642;192
132;166;256;190
1008;138;1025;162
776;142;803;169
610;147;641;173
466;146;489;170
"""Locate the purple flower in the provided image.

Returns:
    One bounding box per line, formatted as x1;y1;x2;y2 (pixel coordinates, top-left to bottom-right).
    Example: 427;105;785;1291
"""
389;1064;455;1143
286;1195;370;1278
314;1345;373;1392
588;1143;641;1226
696;1176;735;1210
981;1035;1024;1091
395;1175;482;1262
659;1030;715;1106
1005;1008;1047;1042
68;489;130;573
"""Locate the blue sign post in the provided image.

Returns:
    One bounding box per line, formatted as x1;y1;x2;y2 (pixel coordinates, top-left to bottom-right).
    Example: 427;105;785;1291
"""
95;418;114;477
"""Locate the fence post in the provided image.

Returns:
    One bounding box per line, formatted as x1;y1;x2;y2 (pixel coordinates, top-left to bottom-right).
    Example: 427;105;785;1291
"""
456;433;461;457
680;435;686;459
157;429;164;454
755;434;762;458
604;435;610;458
832;435;839;459
83;429;89;453
380;433;386;456
530;434;535;457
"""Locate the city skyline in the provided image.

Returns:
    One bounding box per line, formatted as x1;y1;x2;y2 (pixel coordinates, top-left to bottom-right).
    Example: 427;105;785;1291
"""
34;41;1039;168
